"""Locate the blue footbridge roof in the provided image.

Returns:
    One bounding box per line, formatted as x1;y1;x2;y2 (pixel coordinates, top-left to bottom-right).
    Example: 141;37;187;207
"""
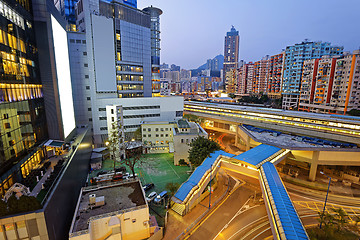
174;150;233;202
261;162;308;240
233;144;282;168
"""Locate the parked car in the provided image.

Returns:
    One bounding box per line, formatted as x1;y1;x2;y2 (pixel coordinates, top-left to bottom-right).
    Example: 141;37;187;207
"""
143;183;154;191
154;191;167;204
146;192;157;202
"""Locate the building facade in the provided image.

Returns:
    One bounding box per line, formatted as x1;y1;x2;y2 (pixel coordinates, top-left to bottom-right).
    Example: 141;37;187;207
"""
225;68;238;94
142;6;162;97
105;97;184;142
71;0;153;142
267;53;285;98
282;41;343;110
253;57;269;94
299;51;360;114
223;26;239;83
173;120;208;165
141;121;175;153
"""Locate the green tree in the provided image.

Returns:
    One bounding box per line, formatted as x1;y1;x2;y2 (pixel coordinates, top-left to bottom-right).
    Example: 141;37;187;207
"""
166;182;180;197
348;109;360;116
0;200;7;217
7;194;19;214
354;215;360;227
183;114;204;125
133;127;142;141
332;208;348;230
188;136;221;166
17;196;41;213
121;146;143;179
108;121;125;172
228;93;236;99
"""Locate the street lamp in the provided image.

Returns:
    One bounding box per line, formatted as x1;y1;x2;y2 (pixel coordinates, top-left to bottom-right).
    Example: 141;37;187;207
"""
209;164;212;209
320;171;331;229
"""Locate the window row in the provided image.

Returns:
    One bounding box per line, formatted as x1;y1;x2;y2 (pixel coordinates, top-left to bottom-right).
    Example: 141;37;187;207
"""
123;113;160;119
0;29;26;53
0;84;42;103
0;1;25;29
117;84;143;91
116;64;143;73
144;127;170;132
116;74;143;82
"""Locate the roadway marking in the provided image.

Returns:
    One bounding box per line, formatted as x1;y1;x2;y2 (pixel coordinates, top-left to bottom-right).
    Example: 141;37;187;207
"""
250;226;271;240
212;198;255;239
238;221;269;240
184;182;245;240
218;216;269;240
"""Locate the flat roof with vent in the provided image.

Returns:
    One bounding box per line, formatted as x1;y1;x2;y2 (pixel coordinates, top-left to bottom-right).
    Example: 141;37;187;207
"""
71;180;146;233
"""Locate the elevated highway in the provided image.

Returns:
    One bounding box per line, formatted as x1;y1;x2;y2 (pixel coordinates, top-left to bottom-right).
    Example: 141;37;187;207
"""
184;101;360;145
184;101;360;181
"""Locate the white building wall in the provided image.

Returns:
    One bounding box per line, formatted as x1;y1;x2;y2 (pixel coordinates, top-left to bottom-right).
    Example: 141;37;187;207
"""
91;96;183;145
68;32;92;126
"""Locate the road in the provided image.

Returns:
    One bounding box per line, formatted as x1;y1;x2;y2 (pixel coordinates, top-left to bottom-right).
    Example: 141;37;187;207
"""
210;131;242;155
188;184;253;240
187;172;263;240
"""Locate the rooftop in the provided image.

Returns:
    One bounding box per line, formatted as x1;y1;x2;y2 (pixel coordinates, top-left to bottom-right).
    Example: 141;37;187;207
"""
177;119;191;129
232;144;282;167
71;180;146;233
242;125;358;150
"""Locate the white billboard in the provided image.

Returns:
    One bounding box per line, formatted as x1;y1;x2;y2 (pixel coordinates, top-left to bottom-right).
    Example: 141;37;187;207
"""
51;15;76;138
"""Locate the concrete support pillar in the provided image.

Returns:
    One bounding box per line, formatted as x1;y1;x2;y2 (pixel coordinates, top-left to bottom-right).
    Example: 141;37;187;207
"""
235;130;239;145
245;135;251;151
309;151;319;181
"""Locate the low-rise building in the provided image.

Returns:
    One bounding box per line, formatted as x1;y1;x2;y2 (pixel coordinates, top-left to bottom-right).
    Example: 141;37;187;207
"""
104;96;183;142
141;121;175;153
69;180;157;240
173;120;208;165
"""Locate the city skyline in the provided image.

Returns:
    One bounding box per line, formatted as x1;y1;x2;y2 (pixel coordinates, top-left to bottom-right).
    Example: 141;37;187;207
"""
138;0;360;69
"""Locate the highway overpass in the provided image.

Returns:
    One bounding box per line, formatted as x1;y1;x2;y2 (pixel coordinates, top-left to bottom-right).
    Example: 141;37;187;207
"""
184;101;360;181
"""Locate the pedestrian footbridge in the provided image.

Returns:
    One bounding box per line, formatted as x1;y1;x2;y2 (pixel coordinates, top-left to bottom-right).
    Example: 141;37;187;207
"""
171;144;309;239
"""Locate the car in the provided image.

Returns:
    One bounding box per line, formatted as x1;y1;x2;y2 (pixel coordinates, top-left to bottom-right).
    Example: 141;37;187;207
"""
146;192;157;202
154;191;167;204
143;183;154;191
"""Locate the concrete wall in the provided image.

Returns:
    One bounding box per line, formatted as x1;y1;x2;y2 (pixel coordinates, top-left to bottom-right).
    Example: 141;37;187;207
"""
173;124;207;165
44;128;92;240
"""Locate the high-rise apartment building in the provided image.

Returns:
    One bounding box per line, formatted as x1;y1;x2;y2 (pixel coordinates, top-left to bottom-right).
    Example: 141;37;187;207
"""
253;56;269;94
223;26;239;83
267;52;285;98
143;6;162;96
225;69;238;94
282;41;343;110
236;62;254;95
299;51;360;114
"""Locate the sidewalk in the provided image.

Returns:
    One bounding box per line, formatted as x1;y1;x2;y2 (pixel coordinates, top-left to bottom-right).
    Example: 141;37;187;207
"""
163;169;236;240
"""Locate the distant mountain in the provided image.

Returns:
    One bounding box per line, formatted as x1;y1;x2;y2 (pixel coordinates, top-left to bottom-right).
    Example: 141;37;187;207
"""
197;54;224;70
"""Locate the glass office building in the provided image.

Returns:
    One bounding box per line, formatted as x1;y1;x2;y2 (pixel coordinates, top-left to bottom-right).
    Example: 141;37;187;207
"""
0;0;48;195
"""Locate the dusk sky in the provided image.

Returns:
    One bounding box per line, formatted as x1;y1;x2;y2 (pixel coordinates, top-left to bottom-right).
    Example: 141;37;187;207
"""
138;0;360;70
